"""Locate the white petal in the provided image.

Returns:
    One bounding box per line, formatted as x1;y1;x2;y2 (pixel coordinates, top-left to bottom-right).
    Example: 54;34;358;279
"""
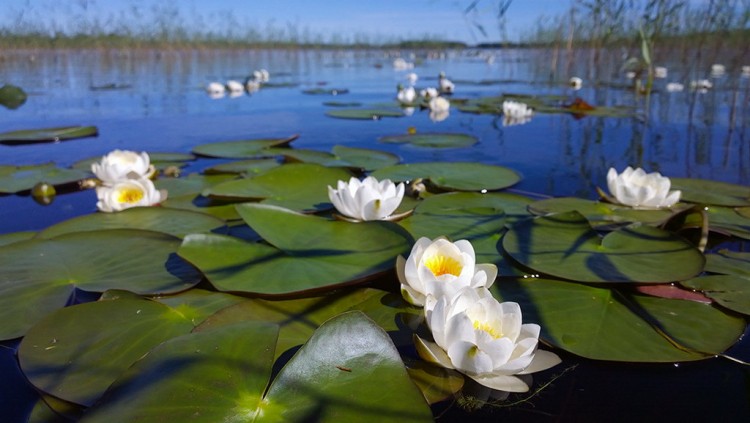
447;341;494;375
414;335;454;370
469;373;530;393
517;349;562;375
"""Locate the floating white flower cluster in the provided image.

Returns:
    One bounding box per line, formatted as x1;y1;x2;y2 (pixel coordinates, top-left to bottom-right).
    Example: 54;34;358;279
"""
327;176;406;222
398;236;561;392
502;100;534;127
606;166;681;209
92;150;166;212
205;68;270;98
394;71;452;122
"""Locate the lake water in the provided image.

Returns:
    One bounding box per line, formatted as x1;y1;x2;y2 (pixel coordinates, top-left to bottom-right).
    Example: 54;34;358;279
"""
0;48;749;422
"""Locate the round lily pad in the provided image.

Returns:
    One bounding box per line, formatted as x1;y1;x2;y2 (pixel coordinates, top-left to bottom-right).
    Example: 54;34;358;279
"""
378;132;478;148
0;163;90;194
331;145;400;170
528;197;673;227
0;125;98;144
202;158;281;175
303;88;349;95
202;163;353;212
0;84;27;110
326;108;404;120
82;312;432;423
502;211;705;283
191;135;298;158
36;207;225;239
497;278;745;362
0;229;202;340
680;275;750;315
671;178;750;207
178;204;412;295
371;162;521;191
18;297;197;406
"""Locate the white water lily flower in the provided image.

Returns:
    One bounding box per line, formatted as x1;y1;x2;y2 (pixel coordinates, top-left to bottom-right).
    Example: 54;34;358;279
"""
92;150;155;184
710;63;725;77
420;87;439;99
438;72;454;94
393;58;414;70
429;97;450;122
226;80;244;94
205;81;225;96
397;237;497;307
742;66;750;77
405;72;418;86
327;176;405;221
691;79;713;92
606;166;681;209
654;66;668;78
397;85;417;104
502;100;533;126
569;76;582;90
666;82;684;92
253;69;270;83
96;177;167;212
416;287;561;392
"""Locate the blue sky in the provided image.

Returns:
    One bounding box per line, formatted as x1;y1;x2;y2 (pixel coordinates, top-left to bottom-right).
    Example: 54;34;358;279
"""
1;0;571;43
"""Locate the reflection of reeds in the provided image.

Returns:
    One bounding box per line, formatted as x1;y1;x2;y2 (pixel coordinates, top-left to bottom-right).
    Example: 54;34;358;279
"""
0;1;465;50
522;0;750;83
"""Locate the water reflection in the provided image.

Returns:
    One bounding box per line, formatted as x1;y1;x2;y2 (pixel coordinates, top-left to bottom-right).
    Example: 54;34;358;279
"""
0;48;747;223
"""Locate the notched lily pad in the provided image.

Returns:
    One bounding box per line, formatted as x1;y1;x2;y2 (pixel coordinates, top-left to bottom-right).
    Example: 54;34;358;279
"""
0;229;202;340
0;163;89;194
0;125;98;145
326;108;404;120
502;211;705;283
178;204;412;295
528;197;673;227
671;178;750;207
680;275;750;315
202;163;353;212
191;134;299;158
371;162;520;191
378;132;478;148
303;87;349;95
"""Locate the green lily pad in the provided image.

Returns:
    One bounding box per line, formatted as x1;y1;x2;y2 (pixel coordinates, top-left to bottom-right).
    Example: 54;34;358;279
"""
155;173;236;198
326;108;404;120
264;311;432;422
497;278;745;362
18;297;197;406
528;197;673;227
178;204;412;295
680;275;750;315
83;312;432;422
371;162;521;191
398;192;507;241
36;207;225;239
203;163;353;212
195;288;420;360
331;145;401;170
0;229;202;340
671;178;750;207
161;193;243;221
703;206;750;240
202;158;281;175
378;132;478;148
705;250;750;277
0;231;35;247
0;163;90;194
303;87;349;95
0;84;27;109
323;101;362;107
191;134;298;158
502;211;705;283
0;126;98;144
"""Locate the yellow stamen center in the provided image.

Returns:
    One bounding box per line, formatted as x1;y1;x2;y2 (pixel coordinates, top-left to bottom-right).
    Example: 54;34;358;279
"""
424;254;462;277
473;320;503;339
117;186;144;204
